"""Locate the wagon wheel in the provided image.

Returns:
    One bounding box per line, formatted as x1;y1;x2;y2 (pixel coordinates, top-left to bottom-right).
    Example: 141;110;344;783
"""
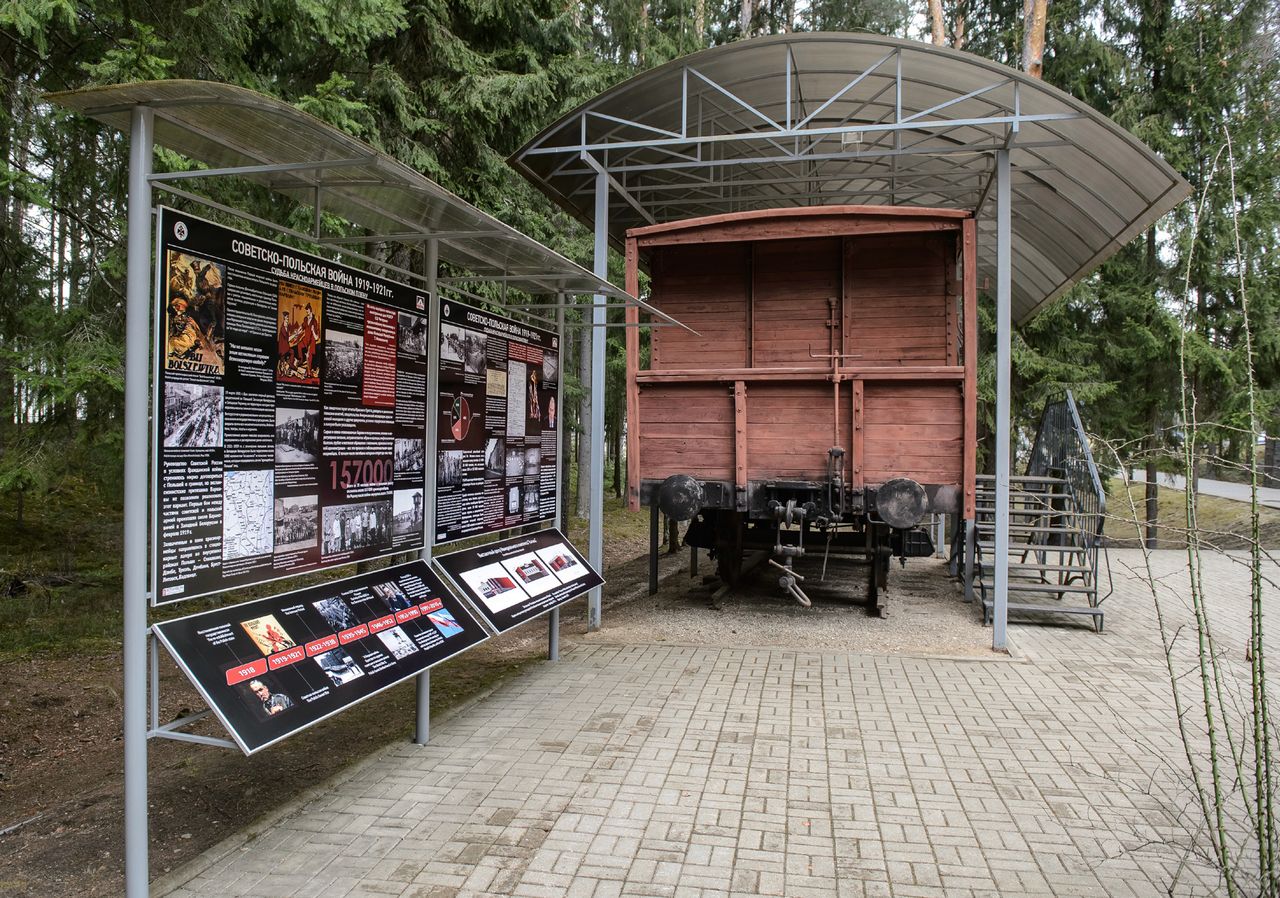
714;511;745;586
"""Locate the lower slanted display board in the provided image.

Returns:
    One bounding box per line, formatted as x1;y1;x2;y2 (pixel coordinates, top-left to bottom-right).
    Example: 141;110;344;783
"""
152;561;488;754
432;527;603;633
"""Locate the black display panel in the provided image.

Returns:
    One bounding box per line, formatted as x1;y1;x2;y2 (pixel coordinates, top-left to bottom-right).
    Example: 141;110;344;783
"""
433;528;603;633
434;299;559;545
154;207;430;603
151;561;487;754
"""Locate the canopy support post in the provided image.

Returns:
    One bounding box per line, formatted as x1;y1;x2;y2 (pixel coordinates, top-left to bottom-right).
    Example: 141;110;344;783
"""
550;294;565;661
993;148;1012;652
587;169;608;631
124;104;153;898
417;237;439;746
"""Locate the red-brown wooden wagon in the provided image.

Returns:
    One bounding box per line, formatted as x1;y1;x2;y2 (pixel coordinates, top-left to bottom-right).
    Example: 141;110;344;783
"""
624;205;977;609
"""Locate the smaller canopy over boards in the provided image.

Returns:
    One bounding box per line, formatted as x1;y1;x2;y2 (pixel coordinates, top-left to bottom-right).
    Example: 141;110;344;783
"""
49;80;656;311
511;33;1192;323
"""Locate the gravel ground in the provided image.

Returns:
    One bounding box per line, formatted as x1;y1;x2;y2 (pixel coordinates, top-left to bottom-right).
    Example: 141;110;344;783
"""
581;548;997;657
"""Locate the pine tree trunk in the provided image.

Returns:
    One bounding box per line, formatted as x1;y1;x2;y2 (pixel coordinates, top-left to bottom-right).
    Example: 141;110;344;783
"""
1021;0;1047;78
612;410;621;499
1145;432;1159;550
929;0;946;45
739;0;757;37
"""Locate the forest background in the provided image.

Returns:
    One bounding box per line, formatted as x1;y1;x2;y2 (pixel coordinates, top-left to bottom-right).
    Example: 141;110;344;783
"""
0;0;1277;637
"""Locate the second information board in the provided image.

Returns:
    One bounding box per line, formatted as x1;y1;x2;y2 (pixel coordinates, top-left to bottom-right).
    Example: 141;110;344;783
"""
435;300;560;544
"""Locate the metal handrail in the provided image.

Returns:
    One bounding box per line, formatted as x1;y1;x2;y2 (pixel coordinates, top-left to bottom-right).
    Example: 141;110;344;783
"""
1024;391;1108;600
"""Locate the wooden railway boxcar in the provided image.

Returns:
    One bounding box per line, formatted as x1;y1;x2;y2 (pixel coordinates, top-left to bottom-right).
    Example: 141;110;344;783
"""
623;205;977;608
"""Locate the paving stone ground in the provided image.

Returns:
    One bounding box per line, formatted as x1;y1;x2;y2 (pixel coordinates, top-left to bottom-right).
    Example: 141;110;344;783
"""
159;548;1272;898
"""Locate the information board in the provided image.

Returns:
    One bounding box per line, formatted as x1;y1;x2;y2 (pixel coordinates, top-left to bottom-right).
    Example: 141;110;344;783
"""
434;300;560;545
152;561;486;754
154;208;430;603
433;528;603;633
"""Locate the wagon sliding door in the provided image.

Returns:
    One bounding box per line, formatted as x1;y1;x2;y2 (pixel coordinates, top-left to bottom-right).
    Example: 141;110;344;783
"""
844;230;967;513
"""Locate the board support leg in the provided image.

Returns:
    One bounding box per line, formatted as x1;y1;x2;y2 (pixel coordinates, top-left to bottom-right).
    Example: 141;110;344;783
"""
414;670;430;745
548;608;560;661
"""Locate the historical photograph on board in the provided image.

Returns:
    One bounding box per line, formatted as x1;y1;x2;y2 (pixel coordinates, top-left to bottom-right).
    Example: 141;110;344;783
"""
440;323;486;375
485;438;504;479
542;351;559;386
313;647;365;687
536;543;586;582
426;608;465;638
222;468;274;560
321;500;390;555
275;406;319;464
506;360;527;438
394;437;424;475
438;450;464;488
236;674;294;720
162;382;223;448
506;485;521;516
505;447;526;479
522;484;539;516
458;562;527;612
240;614;297;656
273;494;318;552
524;447;541;479
164;249;225;375
392;488;424;538
312;596;361;632
501;552;559;597
275;281;321;384
371;580;413;613
325;329;364;387
397;311;427;358
486;365;507;398
375;625;419;660
526;367;542;428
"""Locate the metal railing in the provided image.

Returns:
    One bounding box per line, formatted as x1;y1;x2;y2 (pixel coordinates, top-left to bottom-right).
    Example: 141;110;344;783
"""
1025;392;1109;596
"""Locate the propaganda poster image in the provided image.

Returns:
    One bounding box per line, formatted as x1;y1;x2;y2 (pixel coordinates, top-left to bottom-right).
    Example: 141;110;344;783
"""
276;282;322;384
165;249;225;376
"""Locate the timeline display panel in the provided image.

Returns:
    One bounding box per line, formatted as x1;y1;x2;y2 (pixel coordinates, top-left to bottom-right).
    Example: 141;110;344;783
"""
152;561;487;755
433;528;603;633
154;208;430;603
434;300;560;545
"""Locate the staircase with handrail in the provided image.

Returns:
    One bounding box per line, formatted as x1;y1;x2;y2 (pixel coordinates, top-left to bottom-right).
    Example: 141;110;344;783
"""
970;392;1112;632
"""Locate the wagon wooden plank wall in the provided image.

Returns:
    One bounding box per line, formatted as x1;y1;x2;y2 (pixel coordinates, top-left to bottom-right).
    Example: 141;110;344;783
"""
624;206;977;538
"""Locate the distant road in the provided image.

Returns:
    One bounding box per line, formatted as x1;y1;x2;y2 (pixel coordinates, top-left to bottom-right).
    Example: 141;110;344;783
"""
1129;469;1280;510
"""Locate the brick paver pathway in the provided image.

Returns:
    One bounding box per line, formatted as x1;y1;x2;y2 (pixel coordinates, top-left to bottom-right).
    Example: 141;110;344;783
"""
162;549;1269;897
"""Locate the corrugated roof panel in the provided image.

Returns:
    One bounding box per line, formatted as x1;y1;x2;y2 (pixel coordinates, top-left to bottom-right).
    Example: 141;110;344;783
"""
511;32;1191;323
47;80;638;303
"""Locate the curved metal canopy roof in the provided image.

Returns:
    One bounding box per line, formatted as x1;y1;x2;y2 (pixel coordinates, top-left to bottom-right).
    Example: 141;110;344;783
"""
512;33;1191;323
48;80;636;303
